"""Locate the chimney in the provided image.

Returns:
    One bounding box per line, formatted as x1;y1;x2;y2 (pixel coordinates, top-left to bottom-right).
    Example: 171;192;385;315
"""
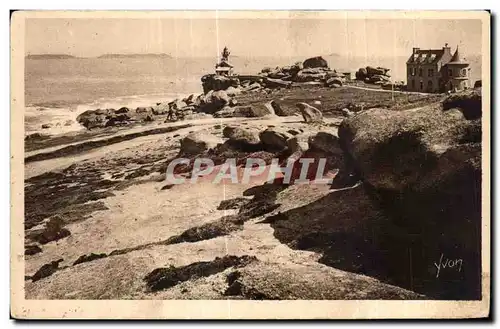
412;47;420;54
443;43;451;54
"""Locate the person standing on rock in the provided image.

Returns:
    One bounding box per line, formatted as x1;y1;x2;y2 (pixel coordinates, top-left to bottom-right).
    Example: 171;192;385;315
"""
167;108;175;121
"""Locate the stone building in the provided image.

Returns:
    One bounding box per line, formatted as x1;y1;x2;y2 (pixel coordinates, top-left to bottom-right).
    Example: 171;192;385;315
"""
406;44;471;93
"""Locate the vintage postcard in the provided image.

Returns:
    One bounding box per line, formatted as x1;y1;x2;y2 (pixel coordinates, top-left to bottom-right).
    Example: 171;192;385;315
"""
11;10;490;319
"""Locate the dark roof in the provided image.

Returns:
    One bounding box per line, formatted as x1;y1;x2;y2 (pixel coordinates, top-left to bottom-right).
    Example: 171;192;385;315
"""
216;61;233;68
448;46;468;64
406;49;444;65
215;67;232;71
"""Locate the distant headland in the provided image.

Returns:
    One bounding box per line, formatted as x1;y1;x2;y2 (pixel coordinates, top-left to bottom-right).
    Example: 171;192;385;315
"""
26;54;78;60
25;53;173;60
97;53;172;59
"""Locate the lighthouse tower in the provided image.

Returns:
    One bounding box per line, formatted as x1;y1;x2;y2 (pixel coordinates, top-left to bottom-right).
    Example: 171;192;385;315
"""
443;46;471;92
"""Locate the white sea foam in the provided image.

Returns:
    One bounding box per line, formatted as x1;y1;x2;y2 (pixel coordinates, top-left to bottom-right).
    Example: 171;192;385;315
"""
25;92;194;136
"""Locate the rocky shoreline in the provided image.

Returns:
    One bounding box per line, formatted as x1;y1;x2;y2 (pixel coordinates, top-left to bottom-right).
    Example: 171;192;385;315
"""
26;56;409;135
24;56;482;300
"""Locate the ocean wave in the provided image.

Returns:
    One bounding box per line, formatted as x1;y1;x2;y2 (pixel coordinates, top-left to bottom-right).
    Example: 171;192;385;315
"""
25;91;196;136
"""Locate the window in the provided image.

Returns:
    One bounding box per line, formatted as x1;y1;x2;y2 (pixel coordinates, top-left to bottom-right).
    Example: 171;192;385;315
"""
420;81;423;90
411;80;415;89
428;80;433;91
448;69;453;77
428;69;434;77
419;68;423;77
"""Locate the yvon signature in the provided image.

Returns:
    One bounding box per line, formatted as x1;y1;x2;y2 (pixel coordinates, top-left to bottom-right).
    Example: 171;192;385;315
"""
434;254;463;278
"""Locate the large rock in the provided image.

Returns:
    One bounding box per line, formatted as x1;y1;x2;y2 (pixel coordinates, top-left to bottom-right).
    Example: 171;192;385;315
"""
201;74;240;93
214;104;272;118
76;110;108;130
294;71;327;82
259;127;294;151
115;107;130;114
224;260;423;300
339;106;481;191
355;67;368;80
368;74;390;83
442;88;482;120
105;112;133;127
180;132;223;155
366;66;389;76
325;77;343;87
338;104;482;299
308;131;342;155
266;100;296;116
151;103;168;115
303;56;328;69
263;78;292;89
223;126;261;145
198;90;231;114
287;133;312;154
296;102;323;123
169;99;187;110
223;126;261;150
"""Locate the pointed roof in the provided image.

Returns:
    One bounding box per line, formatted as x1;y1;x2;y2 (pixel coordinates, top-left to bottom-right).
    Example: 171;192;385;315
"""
448;46;468;64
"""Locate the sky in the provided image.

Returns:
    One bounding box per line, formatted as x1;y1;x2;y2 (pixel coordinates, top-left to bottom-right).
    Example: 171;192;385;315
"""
25;17;483;58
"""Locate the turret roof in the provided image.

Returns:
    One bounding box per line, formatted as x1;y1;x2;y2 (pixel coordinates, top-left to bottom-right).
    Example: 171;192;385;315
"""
448;46;468;64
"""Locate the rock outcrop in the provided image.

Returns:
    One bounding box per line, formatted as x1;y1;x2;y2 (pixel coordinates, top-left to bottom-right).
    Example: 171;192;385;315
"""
355;66;391;85
442;88;482;120
214;104;273;118
257;57;345;88
296;102;323;123
338;98;482;299
303;56;329;69
180;131;223;155
198;90;232;114
259;127;294;151
223;126;261;147
267;100;296;116
31;259;64;282
25;244;42;256
201;74;240;93
224;261;424;299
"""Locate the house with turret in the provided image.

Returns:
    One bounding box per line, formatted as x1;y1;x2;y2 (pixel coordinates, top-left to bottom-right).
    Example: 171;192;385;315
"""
406;44;471;93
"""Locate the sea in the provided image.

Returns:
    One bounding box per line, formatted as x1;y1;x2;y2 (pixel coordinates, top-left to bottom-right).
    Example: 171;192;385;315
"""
25;54;482;136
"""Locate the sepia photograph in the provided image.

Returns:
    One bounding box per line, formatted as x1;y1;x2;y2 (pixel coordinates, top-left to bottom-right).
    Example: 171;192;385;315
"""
10;10;490;319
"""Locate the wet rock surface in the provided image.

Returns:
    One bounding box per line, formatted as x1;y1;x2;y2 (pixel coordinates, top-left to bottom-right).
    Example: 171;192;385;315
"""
144;255;257;292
